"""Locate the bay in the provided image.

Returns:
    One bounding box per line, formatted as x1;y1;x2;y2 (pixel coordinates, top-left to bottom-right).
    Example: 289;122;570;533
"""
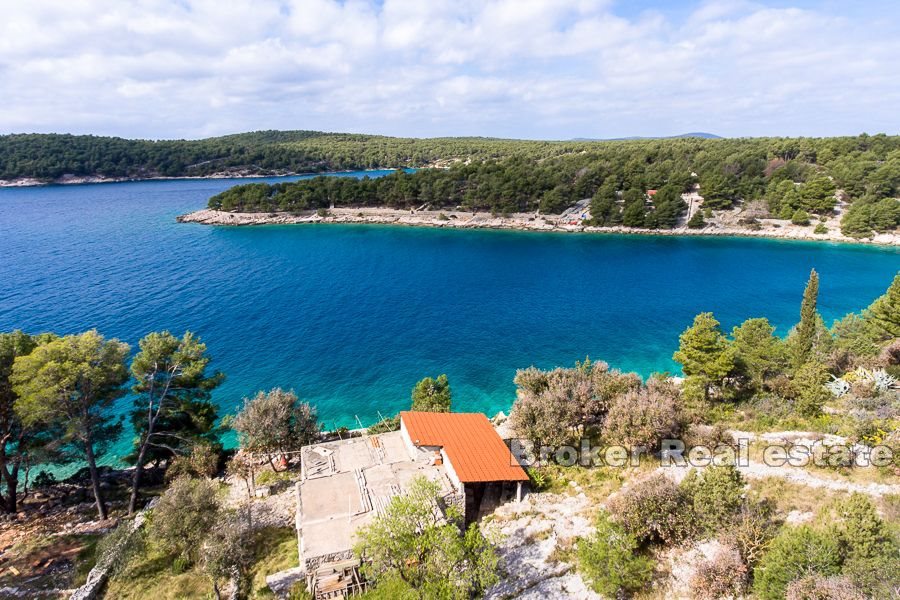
1;172;898;464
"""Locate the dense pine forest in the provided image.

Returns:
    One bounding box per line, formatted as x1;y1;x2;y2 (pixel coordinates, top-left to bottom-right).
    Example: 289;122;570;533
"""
0;130;584;180
205;133;900;238
3;131;900;238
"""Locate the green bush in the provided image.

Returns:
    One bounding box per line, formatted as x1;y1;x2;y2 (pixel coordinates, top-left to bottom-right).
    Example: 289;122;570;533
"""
832;494;900;596
367;415;400;434
792;361;831;417
752;525;844;600
814;223;828;234
148;477;222;565
608;474;692;545
687;211;705;229
576;514;654;598
680;464;745;535
791;209;811;225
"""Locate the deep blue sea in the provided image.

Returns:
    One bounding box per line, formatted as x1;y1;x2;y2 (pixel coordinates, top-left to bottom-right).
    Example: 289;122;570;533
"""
1;172;898;466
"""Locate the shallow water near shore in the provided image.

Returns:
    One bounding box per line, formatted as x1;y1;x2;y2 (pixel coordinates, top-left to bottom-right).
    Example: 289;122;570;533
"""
1;173;898;467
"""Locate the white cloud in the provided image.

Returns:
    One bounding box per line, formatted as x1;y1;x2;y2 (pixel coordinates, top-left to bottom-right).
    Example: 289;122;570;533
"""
0;0;897;139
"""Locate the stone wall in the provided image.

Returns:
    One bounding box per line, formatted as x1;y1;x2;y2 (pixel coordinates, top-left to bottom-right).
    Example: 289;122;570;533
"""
69;499;157;600
304;549;355;572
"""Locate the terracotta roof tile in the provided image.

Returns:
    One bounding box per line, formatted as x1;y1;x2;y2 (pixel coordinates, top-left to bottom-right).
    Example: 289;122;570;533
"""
400;411;529;483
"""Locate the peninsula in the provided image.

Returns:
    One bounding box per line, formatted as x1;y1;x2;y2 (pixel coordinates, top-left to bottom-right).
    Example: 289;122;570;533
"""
172;131;900;244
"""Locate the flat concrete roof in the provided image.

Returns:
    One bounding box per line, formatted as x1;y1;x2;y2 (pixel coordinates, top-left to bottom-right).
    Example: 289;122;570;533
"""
298;431;455;563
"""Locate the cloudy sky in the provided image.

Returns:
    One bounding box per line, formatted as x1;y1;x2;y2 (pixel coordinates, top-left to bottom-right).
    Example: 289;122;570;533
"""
1;0;898;140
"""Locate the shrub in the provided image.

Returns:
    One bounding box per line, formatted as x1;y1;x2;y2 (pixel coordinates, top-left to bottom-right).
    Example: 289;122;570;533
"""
680;464;745;535
784;574;865;600
33;470;57;489
792;209;811;225
723;502;778;568
576;514;654;598
608;474;692;545
842;551;900;598
833;493;900;596
814;223;828;234
97;522;146;578
835;493;889;559
753;526;844;600
165;442;220;481
690;544;748;600
687;211;705;228
149;476;221;565
511;360;641;446
601;379;681;453
792;361;832;417
367;415;400;434
683;423;735;452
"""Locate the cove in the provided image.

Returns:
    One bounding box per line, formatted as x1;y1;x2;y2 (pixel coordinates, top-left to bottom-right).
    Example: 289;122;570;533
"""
1;173;898;465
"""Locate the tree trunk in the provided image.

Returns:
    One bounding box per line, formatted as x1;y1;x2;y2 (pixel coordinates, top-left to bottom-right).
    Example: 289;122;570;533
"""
2;473;17;513
84;439;108;520
128;438;150;515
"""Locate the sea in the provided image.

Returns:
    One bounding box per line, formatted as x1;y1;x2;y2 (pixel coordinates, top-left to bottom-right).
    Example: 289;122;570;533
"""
1;170;898;465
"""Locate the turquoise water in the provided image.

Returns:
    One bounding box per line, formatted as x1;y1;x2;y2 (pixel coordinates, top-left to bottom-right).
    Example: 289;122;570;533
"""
1;173;898;465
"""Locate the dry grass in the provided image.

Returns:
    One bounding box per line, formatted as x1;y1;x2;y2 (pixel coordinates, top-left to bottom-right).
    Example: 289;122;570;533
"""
747;476;843;517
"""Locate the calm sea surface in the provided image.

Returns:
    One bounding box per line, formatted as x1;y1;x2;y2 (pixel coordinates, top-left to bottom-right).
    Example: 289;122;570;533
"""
1;172;898;465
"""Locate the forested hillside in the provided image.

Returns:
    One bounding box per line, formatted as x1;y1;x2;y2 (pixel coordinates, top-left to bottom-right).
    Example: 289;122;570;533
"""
3;131;900;239
0;130;584;180
207;134;900;239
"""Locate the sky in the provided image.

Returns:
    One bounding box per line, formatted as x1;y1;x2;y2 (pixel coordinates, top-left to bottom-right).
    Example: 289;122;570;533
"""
1;0;898;140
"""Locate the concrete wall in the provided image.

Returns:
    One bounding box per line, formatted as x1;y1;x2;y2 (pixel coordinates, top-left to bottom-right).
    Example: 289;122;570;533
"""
440;447;463;490
399;418;417;459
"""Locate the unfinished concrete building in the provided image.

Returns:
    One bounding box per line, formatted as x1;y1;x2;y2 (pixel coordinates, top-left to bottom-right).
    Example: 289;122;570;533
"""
296;411;528;599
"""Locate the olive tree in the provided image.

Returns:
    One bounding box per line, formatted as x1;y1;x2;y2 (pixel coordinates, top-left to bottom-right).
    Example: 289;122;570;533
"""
200;509;254;600
233;388;319;470
510;359;641;446
149;476;221;565
355;476;498;598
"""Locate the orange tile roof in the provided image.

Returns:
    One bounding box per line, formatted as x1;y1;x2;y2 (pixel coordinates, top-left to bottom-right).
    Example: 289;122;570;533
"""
400;411;529;483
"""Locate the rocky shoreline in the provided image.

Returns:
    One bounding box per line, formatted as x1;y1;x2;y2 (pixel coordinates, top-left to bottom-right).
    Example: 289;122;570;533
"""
176;207;900;247
0;170;316;187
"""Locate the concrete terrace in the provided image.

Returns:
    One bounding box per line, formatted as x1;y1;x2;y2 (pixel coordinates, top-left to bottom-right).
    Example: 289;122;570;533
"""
297;431;456;569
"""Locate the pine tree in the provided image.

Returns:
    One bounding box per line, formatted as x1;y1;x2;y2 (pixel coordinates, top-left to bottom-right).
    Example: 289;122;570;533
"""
866;274;900;339
791;269;819;370
673;312;735;403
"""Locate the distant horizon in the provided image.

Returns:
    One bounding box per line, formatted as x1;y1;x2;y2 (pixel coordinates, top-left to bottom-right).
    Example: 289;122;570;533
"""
2;1;900;140
3;128;900;144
